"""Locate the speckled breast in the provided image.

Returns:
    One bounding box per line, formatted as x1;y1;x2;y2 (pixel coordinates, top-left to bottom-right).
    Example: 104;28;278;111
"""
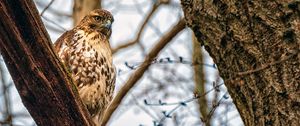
68;31;115;90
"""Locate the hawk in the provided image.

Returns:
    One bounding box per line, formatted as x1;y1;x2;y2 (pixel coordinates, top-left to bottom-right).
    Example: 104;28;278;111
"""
54;9;115;125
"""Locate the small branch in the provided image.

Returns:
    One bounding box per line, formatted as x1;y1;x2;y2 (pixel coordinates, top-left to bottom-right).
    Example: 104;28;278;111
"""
100;18;186;125
44;21;65;33
0;64;12;125
157;104;181;125
41;16;67;31
147;83;225;126
112;1;167;54
205;93;228;123
35;1;72;17
130;94;159;121
40;0;54;16
237;50;299;76
144;82;224;106
119;57;217;75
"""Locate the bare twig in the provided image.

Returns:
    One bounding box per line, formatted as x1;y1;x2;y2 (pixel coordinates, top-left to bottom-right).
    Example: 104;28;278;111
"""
35;1;71;17
120;57;217;72
237;50;299;76
40;0;55;16
149;83;226;126
205;93;229;123
112;1;167;54
44;22;65;33
130;94;159;121
144;82;224;106
0;62;12;125
100;18;186;125
157;104;181;125
41;16;67;31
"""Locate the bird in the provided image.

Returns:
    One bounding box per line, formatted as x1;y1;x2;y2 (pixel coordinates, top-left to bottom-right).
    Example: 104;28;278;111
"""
54;9;115;125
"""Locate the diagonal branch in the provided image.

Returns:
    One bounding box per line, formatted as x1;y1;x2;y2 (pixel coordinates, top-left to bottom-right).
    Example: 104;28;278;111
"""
40;0;54;16
237;50;299;76
100;18;186;125
112;1;169;54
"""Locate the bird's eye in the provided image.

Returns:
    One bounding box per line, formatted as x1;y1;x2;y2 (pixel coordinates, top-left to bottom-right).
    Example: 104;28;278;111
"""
94;16;101;21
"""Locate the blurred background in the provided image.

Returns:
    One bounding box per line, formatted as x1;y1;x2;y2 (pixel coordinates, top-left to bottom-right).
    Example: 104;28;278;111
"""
0;0;243;125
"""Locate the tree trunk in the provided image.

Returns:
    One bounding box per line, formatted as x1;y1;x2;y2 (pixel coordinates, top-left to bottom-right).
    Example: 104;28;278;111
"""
73;0;101;26
181;0;300;126
0;1;93;125
192;33;210;125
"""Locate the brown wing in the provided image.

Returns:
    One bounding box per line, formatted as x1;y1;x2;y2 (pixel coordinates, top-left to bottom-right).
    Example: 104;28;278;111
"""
54;30;74;53
54;30;75;71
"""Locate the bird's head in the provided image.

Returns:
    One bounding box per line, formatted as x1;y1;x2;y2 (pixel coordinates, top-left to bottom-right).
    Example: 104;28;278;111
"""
79;9;114;38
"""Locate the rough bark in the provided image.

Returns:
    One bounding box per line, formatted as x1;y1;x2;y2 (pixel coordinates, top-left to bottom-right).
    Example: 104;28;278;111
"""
181;0;300;126
73;0;101;26
0;1;93;125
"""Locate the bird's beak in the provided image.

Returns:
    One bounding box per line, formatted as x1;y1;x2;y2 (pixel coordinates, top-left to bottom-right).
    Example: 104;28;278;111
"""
104;20;112;29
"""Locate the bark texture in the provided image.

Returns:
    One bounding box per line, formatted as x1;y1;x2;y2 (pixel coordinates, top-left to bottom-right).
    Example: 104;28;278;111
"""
0;1;92;125
181;0;300;126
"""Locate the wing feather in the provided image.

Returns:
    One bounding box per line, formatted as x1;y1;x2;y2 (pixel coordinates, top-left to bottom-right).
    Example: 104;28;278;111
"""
54;30;75;71
54;30;74;53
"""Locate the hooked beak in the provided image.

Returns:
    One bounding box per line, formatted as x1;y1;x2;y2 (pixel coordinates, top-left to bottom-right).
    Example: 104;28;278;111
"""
103;20;112;29
97;20;112;37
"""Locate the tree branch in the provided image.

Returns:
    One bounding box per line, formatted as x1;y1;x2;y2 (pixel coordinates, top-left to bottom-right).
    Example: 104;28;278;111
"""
40;0;54;16
192;33;209;125
237;50;299;76
112;1;169;54
100;18;186;125
0;0;92;125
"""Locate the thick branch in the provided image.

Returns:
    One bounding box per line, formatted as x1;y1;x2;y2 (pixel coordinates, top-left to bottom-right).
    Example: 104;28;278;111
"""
100;18;186;125
0;1;92;125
